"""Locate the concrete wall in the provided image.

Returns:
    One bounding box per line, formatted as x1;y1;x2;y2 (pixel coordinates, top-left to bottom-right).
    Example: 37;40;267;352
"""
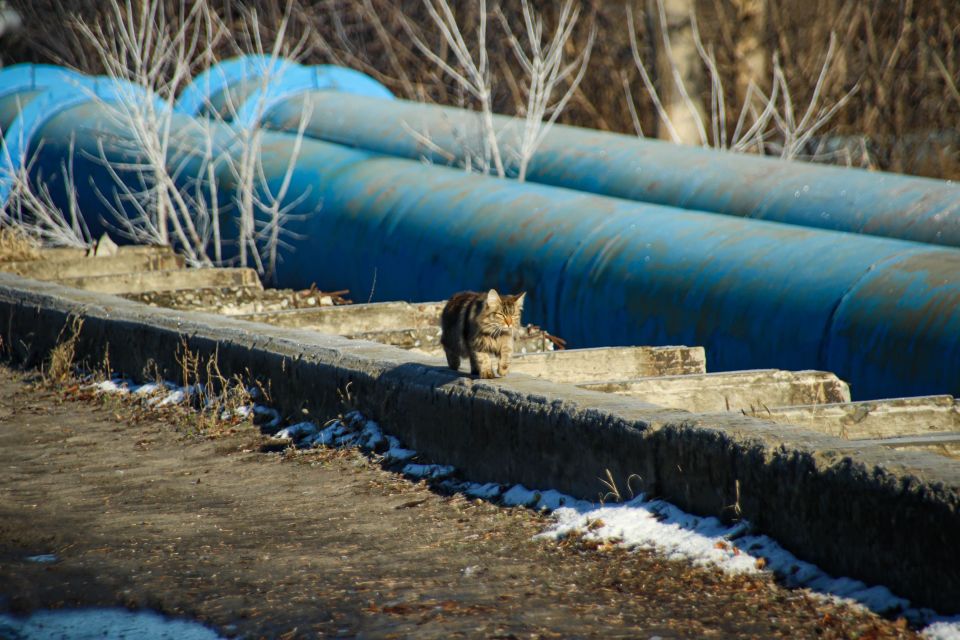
0;272;957;614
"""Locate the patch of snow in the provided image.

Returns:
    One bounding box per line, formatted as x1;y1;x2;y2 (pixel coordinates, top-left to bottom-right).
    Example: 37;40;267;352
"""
539;496;927;614
308;410;957;633
462;482;503;500
462;565;482;577
274;421;318;440
253;404;282;430
303;421;348;447
24;554;57;563
384;448;417;462
152;389;186;406
132;382;164;396
924;620;960;640
94;379;126;393
502;485;584;511
358;420;386;450
0;607;225;640
402;463;456;480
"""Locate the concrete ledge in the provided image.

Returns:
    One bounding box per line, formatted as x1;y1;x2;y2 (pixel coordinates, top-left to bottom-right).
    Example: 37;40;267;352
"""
36;245;171;261
859;433;960;458
55;268;263;294
581;370;851;412
0;272;957;613
235;301;444;332
126;286;319;315
750;396;960;440
511;346;706;383
348;326;555;356
0;252;184;279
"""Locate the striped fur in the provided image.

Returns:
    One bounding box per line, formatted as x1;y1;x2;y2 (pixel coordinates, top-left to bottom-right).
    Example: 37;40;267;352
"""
440;289;526;378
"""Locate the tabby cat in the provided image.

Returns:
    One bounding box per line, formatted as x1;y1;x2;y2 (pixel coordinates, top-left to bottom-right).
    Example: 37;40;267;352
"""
440;289;526;379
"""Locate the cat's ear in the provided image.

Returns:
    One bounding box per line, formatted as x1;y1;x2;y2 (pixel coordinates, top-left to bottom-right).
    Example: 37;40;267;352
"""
514;292;526;309
485;289;501;307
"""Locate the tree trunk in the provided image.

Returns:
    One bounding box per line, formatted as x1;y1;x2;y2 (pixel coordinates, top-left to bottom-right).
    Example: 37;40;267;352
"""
731;0;768;106
654;0;707;145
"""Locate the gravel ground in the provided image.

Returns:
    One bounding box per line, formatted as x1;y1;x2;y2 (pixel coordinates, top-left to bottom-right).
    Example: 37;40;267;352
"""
0;365;917;639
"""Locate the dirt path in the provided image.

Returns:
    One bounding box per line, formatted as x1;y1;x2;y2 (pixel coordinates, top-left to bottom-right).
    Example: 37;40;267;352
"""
0;366;914;639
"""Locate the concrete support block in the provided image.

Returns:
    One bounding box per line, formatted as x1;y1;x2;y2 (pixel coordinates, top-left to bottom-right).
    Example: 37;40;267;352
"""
348;326;555;356
55;268;262;294
581;370;850;412
749;395;960;440
236;301;444;334
511;346;706;383
1;252;184;279
127;286;333;315
38;245;173;261
855;432;960;459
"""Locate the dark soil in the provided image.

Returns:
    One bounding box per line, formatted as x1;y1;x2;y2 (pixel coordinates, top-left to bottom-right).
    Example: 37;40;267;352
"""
0;366;916;639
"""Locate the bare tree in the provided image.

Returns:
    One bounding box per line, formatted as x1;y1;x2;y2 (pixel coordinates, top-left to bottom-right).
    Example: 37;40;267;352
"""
67;0;315;281
73;0;224;259
651;0;708;145
401;0;504;177
0;138;91;247
399;0;593;181
730;0;768;108
626;0;859;163
496;0;596;182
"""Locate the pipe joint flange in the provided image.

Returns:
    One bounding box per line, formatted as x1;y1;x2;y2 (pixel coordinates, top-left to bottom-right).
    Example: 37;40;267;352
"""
0;64;87;101
175;55;303;118
0;78;168;205
232;63;394;130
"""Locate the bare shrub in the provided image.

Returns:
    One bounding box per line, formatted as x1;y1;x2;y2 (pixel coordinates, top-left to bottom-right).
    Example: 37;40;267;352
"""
174;338;255;435
1;138;93;249
44;315;84;385
3;0;957;178
3;0;314;281
625;0;860;164
392;0;595;180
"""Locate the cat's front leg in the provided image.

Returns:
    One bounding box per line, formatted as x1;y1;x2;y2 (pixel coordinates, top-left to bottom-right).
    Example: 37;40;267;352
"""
472;350;496;379
497;340;513;376
443;346;461;371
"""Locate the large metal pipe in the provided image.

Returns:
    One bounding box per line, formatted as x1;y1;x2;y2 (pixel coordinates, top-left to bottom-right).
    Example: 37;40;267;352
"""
11;80;960;401
0;64;88;132
175;56;394;123
0;66;166;207
253;89;960;250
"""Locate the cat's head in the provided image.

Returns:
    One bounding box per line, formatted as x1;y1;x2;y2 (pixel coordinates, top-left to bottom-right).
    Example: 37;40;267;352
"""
483;289;525;333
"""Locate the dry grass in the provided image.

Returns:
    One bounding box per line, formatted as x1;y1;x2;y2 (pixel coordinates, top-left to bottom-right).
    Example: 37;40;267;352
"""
0;227;40;263
36;329;263;439
43;315;84;385
173;338;257;436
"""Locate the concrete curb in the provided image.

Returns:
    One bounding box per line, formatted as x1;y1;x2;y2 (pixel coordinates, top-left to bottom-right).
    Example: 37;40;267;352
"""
1;272;957;613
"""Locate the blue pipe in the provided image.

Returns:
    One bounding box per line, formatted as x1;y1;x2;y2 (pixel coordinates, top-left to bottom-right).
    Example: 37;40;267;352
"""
254;90;960;250
175;55;392;123
10;79;960;401
0;64;88;131
175;55;296;118
0;68;167;207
